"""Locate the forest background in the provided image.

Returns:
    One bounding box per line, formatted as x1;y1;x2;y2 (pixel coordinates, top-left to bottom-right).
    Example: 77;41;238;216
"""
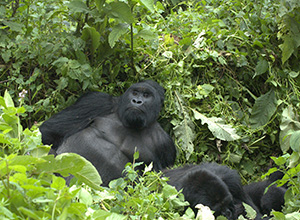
0;0;300;219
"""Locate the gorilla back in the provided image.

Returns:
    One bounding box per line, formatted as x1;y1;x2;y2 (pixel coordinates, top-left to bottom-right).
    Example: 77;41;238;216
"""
40;80;176;186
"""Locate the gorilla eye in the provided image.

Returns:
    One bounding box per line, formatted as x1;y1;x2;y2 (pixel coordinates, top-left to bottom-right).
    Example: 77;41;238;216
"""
143;92;150;98
132;90;138;96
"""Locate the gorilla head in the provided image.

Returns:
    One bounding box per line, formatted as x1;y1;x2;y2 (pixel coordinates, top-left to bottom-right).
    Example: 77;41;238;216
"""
118;80;165;129
182;169;235;219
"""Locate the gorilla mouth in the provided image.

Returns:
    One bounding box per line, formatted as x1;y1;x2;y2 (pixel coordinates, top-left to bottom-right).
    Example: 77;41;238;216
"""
123;109;146;129
127;106;144;113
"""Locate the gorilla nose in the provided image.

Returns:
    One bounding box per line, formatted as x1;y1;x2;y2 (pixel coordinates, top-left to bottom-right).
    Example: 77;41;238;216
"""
132;98;143;106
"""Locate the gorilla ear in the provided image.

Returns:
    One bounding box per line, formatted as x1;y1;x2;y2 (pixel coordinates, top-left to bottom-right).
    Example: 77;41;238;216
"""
143;80;165;104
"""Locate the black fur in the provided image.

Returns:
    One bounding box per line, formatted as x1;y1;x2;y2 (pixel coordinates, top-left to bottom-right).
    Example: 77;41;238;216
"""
40;80;176;186
244;171;286;215
163;163;263;220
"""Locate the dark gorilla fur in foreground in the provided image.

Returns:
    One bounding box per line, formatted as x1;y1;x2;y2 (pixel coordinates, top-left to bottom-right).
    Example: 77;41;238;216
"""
40;80;176;186
244;171;287;215
163;163;263;220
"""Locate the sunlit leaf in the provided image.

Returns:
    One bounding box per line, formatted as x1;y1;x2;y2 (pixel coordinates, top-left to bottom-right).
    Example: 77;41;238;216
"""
279;106;300;152
107;2;134;24
140;0;155;13
290;130;300;152
4;90;14;108
108;23;129;48
68;0;90;13
193;110;241;141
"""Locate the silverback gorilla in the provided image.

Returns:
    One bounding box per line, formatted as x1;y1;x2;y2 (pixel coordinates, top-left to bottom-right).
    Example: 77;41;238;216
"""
40;80;176;186
163;163;263;220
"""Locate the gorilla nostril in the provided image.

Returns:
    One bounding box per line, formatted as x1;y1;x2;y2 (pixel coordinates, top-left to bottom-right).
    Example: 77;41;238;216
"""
132;99;142;105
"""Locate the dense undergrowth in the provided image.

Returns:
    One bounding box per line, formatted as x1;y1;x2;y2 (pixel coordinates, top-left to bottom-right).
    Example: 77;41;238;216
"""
0;0;300;219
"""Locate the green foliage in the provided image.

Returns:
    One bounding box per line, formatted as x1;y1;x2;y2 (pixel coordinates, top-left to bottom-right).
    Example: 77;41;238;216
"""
277;0;300;64
0;92;201;219
193;110;241;141
265;154;300;217
0;92;103;219
279;106;300;153
1;0;300;218
249;90;278;129
99;163;190;219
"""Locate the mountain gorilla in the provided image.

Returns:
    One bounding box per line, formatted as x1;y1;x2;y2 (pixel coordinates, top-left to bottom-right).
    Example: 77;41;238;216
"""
163;163;263;220
40;80;176;186
243;171;287;215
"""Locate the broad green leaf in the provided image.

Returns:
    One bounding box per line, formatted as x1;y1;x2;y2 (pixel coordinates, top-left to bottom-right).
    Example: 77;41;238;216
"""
229;154;242;163
92;210;112;219
77;188;93;206
250;90;277;129
72;156;102;190
2;50;11;63
193;110;241;141
133;151;139;160
0;96;5;108
0;205;14;219
4;90;14;108
18;207;40;220
195;84;214;99
36;153;102;189
93;210;127;220
279;36;296;64
285;211;300;219
107;2;134;24
81;27;101;55
35;154;85;175
172;117;195;160
108;23;129;48
95;0;105;11
254;57;268;76
162;184;178;198
0;155;45;176
140;0;155;13
51;175;66;190
56;77;68;90
271;211;286;219
271;156;287;166
2;21;24;33
136;29;157;40
289;151;300;168
279;106;300;152
243;203;257;220
68;0;90;13
290;130;300;152
279;18;300;64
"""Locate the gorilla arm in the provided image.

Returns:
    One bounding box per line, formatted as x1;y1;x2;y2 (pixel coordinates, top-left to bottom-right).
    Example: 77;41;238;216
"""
40;92;117;149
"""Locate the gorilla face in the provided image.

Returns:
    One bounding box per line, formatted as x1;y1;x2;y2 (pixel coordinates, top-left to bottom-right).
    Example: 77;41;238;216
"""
118;81;164;129
183;170;236;219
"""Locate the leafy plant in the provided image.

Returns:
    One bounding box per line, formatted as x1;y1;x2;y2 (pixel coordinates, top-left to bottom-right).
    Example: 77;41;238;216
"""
0;91;102;219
